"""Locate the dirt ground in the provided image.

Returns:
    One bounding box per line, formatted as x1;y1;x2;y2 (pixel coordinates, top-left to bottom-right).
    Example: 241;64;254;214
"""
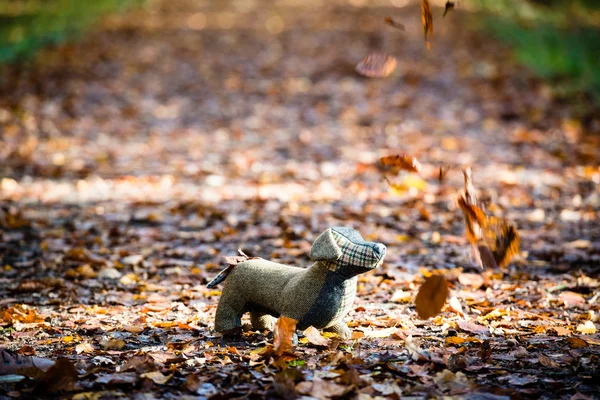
1;0;599;398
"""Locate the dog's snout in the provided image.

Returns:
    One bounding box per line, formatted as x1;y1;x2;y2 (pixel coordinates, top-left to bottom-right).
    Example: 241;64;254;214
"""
373;243;386;258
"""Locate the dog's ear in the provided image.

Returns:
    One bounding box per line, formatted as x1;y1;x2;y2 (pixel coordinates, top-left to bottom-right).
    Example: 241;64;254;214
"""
310;229;343;261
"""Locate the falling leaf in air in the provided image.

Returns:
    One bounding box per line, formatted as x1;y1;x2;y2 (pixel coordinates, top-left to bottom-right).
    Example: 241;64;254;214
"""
458;168;520;268
443;1;456;18
421;0;433;49
379;154;422;174
303;326;329;347
415;274;448;319
274;316;298;355
384;16;405;31
355;52;397;78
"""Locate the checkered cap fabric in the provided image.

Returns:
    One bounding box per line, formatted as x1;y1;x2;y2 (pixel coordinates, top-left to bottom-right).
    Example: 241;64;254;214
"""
331;229;382;269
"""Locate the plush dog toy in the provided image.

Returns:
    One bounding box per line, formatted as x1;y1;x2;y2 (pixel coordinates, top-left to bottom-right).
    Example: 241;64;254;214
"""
207;227;386;339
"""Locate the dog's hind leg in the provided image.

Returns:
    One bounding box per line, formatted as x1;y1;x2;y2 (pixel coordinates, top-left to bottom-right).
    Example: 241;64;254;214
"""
214;294;245;334
250;313;277;331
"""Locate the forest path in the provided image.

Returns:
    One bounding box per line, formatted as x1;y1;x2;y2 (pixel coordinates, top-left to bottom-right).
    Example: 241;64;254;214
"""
1;0;599;398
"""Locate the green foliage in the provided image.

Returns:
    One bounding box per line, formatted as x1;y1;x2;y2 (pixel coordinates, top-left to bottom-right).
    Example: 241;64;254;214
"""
0;0;143;64
473;0;600;104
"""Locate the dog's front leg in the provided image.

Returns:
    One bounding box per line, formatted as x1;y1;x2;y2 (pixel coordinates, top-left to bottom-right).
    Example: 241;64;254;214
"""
323;322;351;339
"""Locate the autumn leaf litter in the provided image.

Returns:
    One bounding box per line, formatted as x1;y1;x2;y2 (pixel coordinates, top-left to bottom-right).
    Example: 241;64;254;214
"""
1;0;600;398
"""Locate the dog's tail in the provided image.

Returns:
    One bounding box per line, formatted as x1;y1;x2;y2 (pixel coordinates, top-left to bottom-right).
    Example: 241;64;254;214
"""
206;249;260;288
206;265;235;288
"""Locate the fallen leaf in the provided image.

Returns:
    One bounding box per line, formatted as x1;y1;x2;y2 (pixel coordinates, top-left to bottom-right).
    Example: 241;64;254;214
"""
445;336;466;345
458;273;484;289
355;52;397;78
141;371;172;385
303;326;329;347
449;296;464;316
559;291;585;308
538;353;560;368
274;316;298;355
75;343;95;354
296;378;348;398
101;339;126;350
576;320;597;334
457;320;490;335
122;324;145;333
415;274;448;319
564;337;589;348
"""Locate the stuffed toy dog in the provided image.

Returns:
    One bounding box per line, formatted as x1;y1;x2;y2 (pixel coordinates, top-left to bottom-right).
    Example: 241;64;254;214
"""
207;227;386;339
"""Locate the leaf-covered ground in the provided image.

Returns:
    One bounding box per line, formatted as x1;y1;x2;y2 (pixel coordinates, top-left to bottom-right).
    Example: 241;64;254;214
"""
1;0;599;398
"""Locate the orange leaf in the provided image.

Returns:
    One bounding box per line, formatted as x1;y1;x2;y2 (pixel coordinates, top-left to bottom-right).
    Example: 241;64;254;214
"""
415;274;448;319
379;154;422;175
273;316;298;356
421;0;433;49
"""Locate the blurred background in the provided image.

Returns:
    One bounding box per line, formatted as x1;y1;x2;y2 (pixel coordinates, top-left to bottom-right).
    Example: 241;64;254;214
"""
1;0;598;108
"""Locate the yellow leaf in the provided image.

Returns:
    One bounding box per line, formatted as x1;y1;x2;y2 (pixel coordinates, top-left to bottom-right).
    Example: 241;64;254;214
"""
62;335;75;343
576;320;597;335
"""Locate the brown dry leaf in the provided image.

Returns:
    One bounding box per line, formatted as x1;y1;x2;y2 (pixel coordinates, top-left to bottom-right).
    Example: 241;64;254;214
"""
35;358;78;393
564;337;589;348
458;168;520;268
421;0;433;49
274;316;298;355
379;154;422;174
17;345;36;356
415;274;448;319
457;320;490;335
355;52;397;78
384;16;405;31
303;326;329;347
141;371;172;385
538;354;560;368
554;326;571;336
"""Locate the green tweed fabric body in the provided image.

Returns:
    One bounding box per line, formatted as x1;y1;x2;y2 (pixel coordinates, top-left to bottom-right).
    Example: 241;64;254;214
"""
212;227;386;338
